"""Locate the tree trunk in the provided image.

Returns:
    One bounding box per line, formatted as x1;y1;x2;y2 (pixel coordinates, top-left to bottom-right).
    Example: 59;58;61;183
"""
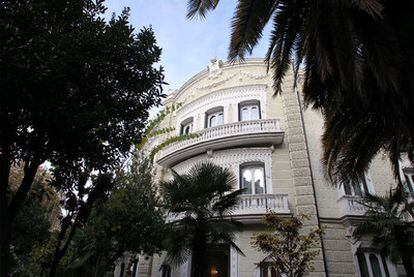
0;220;11;277
401;254;414;277
0;153;11;277
48;218;78;277
191;229;207;277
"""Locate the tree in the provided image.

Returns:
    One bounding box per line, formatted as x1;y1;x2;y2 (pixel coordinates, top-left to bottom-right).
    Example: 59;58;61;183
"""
161;162;244;277
185;0;414;186
10;184;52;276
7;166;58;276
62;158;165;277
252;213;323;277
354;189;414;276
0;0;164;275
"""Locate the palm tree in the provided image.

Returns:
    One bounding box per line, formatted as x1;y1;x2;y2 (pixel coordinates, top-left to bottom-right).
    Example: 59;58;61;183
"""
354;189;414;276
186;0;414;186
161;162;244;277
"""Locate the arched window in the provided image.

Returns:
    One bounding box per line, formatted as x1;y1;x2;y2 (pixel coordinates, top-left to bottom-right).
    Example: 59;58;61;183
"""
180;117;194;135
205;106;224;128
240;163;266;195
356;250;392;277
239;100;261;121
357;252;369;277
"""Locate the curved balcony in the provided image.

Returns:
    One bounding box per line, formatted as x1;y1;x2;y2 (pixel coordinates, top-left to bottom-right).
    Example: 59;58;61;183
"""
338;195;368;217
156;118;284;167
166;193;290;224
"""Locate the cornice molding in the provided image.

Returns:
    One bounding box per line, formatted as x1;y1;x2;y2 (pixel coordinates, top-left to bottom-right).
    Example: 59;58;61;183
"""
163;58;269;104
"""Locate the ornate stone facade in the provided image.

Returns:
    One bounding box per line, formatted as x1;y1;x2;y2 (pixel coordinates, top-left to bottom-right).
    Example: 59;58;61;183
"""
118;59;403;277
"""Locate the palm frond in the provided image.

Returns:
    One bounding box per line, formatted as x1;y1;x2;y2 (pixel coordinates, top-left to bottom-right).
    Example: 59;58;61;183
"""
228;0;277;61
162;162;243;266
187;0;219;19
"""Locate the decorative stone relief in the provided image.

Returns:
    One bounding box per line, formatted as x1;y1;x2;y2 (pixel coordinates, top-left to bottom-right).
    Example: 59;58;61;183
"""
207;57;224;79
172;148;273;193
196;73;237;90
238;71;268;81
176;85;267;127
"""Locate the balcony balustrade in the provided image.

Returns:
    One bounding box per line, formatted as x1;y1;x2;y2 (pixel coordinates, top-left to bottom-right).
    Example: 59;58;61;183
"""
166;193;290;223
338;195;369;217
156;118;284;167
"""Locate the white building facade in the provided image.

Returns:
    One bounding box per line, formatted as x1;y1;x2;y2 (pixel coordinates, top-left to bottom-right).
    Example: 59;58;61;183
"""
118;59;407;277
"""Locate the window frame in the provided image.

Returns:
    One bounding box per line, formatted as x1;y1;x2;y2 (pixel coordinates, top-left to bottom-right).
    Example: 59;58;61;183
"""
355;250;392;277
239;162;267;195
180;117;194;135
343;174;371;197
403;168;414;194
238;100;261;121
205;106;224;128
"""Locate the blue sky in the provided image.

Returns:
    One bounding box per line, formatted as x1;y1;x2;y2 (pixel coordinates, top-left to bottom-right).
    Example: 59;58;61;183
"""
105;0;270;90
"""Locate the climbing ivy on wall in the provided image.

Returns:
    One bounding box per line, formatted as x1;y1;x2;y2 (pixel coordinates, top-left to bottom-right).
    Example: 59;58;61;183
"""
137;102;201;161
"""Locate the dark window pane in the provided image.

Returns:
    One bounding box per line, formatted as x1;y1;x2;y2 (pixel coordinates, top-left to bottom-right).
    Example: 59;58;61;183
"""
370;254;383;277
381;255;390;277
344;183;352;195
361;177;369;194
261;267;268;277
120;263;125;277
352;180;363;196
357;253;369;277
132;260;138;277
270;267;278;277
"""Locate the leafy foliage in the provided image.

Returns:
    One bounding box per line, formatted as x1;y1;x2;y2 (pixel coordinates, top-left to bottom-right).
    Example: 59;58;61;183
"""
161;162;244;277
252;213;323;277
58;158;165;276
354;189;414;276
186;0;414;185
10;189;52;276
0;0;164;275
6;166;59;276
148;132;201;160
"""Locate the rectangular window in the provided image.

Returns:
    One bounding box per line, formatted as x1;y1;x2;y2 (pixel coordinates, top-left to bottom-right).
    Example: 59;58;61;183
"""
239;100;261;121
240;164;266;195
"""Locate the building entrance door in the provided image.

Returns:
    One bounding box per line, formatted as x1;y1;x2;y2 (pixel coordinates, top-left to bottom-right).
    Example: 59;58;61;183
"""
204;245;230;277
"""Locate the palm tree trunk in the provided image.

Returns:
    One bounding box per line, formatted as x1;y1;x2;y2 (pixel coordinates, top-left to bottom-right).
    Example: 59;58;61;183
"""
401;254;414;277
191;228;207;277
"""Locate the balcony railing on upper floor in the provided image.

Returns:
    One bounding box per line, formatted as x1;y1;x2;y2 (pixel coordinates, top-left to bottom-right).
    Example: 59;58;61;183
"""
338;195;369;217
156;118;284;167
